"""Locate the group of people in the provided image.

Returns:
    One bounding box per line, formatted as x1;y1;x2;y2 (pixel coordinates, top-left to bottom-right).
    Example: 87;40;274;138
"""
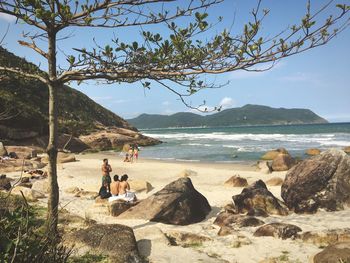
99;158;136;202
123;144;139;163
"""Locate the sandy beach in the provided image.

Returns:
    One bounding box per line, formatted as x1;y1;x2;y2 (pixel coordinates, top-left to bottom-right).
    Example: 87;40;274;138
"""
7;153;350;263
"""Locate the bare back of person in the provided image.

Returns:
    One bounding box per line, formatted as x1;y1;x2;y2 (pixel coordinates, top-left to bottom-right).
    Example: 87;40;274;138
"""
110;181;120;196
118;181;130;195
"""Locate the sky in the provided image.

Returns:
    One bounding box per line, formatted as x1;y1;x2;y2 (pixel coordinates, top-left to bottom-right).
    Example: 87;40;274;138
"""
0;0;349;122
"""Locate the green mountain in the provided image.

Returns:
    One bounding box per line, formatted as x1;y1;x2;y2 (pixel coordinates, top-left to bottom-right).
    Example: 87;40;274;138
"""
0;46;135;142
128;104;328;129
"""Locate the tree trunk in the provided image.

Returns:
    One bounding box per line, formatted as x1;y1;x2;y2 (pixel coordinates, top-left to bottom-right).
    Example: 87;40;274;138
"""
46;28;59;236
46;82;59;235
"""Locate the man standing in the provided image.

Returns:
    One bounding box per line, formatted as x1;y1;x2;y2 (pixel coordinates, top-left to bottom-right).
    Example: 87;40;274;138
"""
101;158;112;191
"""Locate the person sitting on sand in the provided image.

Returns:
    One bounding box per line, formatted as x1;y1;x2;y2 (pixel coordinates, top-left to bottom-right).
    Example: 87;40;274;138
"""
99;181;111;199
101;158;112;191
110;174;120;196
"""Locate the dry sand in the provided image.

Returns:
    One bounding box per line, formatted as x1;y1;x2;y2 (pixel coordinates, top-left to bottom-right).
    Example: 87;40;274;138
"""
8;153;350;262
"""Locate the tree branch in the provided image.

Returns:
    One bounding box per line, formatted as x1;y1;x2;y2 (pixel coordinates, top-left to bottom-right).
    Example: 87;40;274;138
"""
0;67;48;84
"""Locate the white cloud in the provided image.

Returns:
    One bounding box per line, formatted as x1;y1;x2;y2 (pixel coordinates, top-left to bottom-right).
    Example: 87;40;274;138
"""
219;97;235;109
162;101;171;106
0;13;16;22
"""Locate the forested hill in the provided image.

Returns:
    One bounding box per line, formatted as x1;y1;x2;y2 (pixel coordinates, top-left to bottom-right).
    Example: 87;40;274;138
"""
127;104;328;129
0;46;136;138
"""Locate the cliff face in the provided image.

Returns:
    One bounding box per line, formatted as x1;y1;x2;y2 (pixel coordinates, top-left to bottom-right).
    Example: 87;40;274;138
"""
128;104;328;129
0;47;160;151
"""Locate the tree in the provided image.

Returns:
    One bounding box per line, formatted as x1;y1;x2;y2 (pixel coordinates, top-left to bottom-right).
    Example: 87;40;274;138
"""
0;0;349;236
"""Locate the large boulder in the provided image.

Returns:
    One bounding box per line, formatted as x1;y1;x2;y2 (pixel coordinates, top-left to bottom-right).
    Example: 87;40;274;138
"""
118;177;211;225
232;180;289;216
281;149;350;213
31;179;49;194
224;175;248;187
254;223;302;239
271;153;295;171
313;242;350;263
41;152;76;164
129;180;153;193
261;148;289;160
0;142;8;156
256;160;272;174
65;224;141;263
11;186;45;201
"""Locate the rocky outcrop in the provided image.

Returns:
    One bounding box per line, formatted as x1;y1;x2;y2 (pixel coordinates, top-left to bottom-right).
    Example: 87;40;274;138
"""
281;149;350;213
232;180;289;216
254;223;302;239
79;127;161;151
306;148;321;156
41;152;76;164
31;179;49;194
313;242;350;263
65;224;141;263
118;177;211;225
11;186;45;202
299;228;350;247
271;153;295;171
261;148;289;160
224;175;248;187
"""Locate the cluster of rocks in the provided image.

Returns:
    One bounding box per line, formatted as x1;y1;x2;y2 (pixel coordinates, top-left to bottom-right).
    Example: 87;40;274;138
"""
258;148;296;173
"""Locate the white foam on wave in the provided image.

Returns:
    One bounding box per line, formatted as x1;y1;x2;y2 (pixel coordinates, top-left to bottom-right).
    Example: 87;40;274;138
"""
181;143;212;147
175;159;200;162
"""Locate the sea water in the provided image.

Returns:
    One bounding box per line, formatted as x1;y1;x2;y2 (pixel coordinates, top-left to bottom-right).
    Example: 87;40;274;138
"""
139;123;350;163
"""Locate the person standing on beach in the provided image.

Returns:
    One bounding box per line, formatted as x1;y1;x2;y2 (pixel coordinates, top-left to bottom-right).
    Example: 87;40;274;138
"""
128;147;134;163
101;159;112;191
133;145;139;162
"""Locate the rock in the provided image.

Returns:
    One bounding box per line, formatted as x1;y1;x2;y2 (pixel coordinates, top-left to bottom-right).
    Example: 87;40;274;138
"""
214;212;264;228
281;149;350;213
306;148;321;156
178;169;198;177
313;242;350;263
232;180;289;216
11;186;45;201
299;228;350;247
109;200;138;217
94;196;109;205
224;175;248;187
57;134;90;153
118;177;211;225
344;146;350;154
79;127;161;151
129;180;153;193
223;202;236;214
165;231;211;247
0;142;8;156
218;226;236;236
20;177;30;183
41;152;76;164
31;180;49;194
261;148;289;160
18;182;32;188
5;146;38;159
31;161;46;169
265;177;284;186
271;153;295;171
254;223;302;239
0;159;34;173
0;175;11;190
65;224;141;263
256;160;272;174
246;208;269;217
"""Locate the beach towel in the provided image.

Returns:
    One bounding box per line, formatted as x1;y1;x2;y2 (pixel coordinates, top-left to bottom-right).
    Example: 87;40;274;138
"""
108;191;136;202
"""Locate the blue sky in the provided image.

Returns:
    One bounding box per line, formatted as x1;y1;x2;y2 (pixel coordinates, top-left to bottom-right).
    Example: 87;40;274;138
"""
0;0;349;122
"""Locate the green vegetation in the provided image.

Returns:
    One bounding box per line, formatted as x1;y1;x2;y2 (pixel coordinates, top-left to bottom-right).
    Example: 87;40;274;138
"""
128;104;328;129
0;193;72;262
0;47;135;139
68;253;109;263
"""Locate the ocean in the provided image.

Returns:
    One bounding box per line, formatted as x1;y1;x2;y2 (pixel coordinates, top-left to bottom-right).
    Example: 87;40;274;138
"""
139;123;350;163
